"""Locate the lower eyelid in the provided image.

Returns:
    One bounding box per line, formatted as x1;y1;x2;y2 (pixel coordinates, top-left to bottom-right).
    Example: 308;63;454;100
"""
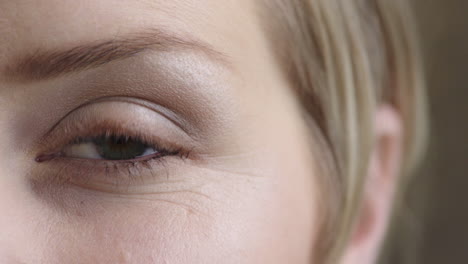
33;153;187;192
30;162;213;216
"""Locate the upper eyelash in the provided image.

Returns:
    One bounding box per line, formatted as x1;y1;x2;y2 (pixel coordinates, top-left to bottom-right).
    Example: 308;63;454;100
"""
36;117;190;158
70;133;155;150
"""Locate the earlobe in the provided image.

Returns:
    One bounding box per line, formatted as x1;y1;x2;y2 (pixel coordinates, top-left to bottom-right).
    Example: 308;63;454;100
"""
341;105;403;264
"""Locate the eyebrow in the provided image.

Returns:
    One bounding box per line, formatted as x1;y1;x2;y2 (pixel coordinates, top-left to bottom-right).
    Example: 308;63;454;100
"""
4;28;229;83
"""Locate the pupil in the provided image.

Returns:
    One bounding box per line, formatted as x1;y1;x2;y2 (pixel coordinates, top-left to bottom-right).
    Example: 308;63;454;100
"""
93;135;148;160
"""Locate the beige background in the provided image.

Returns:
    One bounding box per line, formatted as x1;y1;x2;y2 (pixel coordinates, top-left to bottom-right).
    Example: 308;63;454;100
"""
382;0;468;263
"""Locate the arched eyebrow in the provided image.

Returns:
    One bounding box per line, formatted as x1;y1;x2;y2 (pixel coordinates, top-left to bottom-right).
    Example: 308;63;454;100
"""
4;28;230;83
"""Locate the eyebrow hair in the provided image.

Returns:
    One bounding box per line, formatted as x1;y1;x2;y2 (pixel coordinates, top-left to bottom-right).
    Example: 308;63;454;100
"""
4;28;229;82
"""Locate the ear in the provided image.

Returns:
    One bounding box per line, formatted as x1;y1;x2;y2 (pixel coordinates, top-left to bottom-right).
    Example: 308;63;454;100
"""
341;105;403;264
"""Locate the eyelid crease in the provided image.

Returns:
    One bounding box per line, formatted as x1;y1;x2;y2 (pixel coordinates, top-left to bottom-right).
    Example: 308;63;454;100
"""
94;96;194;136
33;103;197;173
42;96;195;142
33;96;199;155
37;119;191;160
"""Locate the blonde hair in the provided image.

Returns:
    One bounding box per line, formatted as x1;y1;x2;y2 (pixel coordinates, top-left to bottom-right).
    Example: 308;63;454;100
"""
260;0;427;263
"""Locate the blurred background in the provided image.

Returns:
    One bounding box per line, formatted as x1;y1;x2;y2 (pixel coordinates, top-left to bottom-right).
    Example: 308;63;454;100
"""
382;0;468;263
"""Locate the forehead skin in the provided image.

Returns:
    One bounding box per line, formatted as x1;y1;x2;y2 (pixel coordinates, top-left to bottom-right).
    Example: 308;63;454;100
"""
0;0;287;117
0;0;265;77
0;1;319;263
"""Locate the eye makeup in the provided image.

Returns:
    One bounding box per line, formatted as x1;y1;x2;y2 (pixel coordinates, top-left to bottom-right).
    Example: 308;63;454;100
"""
12;51;240;196
32;98;197;192
11;51;236;157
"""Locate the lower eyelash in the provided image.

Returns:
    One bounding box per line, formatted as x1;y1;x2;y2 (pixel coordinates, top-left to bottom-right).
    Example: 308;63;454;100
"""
35;147;182;163
33;148;191;191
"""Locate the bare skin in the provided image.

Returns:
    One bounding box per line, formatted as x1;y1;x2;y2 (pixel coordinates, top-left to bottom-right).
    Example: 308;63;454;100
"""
0;1;402;263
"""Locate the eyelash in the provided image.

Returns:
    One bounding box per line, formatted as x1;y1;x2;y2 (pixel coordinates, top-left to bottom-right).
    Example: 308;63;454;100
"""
35;122;192;186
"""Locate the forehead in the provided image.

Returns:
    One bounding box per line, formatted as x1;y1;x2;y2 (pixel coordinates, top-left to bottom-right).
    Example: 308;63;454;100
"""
0;0;262;64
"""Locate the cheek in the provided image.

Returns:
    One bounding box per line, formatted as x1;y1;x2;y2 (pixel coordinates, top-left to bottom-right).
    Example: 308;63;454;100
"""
15;158;317;264
35;201;219;263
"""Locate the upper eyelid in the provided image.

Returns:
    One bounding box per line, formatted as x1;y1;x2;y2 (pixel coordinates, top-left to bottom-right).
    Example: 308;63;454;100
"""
99;97;193;136
44;96;194;140
34;98;198;158
70;134;155;151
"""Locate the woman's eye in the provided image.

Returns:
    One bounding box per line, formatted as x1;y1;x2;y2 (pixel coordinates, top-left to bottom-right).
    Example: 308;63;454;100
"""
62;135;158;160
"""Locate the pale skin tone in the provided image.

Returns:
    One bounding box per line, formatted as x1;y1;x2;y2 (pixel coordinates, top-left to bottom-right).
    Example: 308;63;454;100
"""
0;1;402;263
